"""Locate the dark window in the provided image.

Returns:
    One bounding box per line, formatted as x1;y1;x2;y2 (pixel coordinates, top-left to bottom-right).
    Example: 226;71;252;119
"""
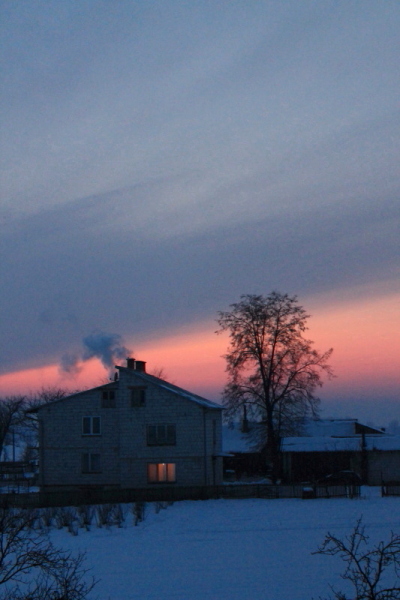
147;424;176;446
82;416;101;435
130;387;146;407
82;453;101;473
147;463;176;483
101;390;116;408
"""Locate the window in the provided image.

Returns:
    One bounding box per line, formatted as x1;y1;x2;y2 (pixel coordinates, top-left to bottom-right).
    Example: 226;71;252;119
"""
101;390;116;408
147;463;176;483
82;453;101;473
147;424;176;446
82;416;101;435
130;387;146;407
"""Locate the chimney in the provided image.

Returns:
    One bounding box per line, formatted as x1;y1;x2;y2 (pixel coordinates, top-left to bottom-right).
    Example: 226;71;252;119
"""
135;360;146;373
126;358;135;369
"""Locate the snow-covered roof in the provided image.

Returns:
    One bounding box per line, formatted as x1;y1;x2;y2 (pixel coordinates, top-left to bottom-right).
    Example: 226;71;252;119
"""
282;435;400;453
222;423;260;454
304;418;384;437
305;419;358;437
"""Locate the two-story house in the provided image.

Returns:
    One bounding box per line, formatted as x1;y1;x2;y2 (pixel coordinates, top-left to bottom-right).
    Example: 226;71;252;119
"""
36;358;223;491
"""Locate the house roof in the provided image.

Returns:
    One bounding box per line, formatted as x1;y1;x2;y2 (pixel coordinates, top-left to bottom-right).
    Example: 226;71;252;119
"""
282;435;400;453
222;422;262;454
117;366;223;410
280;418;400;452
29;382;117;412
32;370;222;412
305;418;384;437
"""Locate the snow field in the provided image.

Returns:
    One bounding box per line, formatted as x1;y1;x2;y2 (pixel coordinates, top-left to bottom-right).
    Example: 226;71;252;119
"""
49;488;400;600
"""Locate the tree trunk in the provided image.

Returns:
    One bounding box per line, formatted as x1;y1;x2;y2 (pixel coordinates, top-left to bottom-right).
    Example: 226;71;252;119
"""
264;412;281;483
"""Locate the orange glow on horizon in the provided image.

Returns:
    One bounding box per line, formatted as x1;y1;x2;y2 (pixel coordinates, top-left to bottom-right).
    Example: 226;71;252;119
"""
0;293;399;402
308;291;400;396
134;324;228;398
0;325;229;399
0;359;108;397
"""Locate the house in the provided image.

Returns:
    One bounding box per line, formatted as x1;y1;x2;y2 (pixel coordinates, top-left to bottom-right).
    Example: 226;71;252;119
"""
35;358;223;491
281;419;400;485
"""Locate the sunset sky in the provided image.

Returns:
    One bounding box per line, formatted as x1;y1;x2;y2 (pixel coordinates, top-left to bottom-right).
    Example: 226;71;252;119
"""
1;1;399;426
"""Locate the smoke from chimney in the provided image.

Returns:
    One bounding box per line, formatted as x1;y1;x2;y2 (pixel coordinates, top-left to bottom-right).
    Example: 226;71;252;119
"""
59;331;132;376
82;332;131;369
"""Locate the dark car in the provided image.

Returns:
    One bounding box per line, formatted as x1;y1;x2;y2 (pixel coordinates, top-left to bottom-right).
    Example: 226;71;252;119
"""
317;470;362;486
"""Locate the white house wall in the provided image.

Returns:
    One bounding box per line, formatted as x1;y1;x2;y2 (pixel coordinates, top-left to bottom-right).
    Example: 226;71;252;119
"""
38;367;223;490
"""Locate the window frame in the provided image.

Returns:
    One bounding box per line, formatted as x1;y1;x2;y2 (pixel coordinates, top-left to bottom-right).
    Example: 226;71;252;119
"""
81;452;102;474
101;389;116;408
146;424;176;446
129;386;146;407
82;416;101;436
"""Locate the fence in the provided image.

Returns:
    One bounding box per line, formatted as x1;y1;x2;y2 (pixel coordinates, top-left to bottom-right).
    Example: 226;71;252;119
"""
0;462;35;494
381;482;400;497
0;482;360;509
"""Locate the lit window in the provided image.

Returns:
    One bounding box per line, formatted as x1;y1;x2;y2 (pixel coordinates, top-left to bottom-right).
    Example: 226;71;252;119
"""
101;390;116;408
147;424;176;446
82;453;101;473
147;463;176;483
82;416;101;435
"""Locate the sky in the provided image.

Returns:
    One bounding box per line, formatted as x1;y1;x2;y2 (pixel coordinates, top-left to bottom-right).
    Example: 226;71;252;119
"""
0;1;399;425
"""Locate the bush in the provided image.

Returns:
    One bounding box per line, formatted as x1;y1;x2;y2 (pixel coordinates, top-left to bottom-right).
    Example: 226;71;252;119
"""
314;517;400;599
0;507;97;600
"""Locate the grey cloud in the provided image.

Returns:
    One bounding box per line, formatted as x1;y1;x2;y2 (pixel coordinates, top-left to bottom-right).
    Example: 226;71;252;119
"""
1;0;399;400
1;191;398;375
5;101;398;247
2;2;398;216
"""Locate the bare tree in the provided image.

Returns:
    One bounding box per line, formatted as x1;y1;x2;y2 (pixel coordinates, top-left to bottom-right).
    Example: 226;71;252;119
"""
22;387;76;458
25;387;72;420
1;389;71;439
0;396;27;458
0;507;97;600
24;387;71;430
314;517;400;599
149;366;168;380
217;292;333;480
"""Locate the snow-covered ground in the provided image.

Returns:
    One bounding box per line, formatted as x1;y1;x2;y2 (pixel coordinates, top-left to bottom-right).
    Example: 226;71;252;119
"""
49;487;400;600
